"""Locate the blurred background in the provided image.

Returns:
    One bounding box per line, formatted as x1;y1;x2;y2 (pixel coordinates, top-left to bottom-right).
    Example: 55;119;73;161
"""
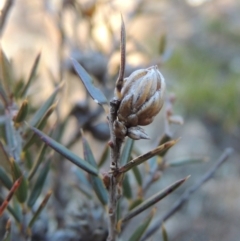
1;0;240;240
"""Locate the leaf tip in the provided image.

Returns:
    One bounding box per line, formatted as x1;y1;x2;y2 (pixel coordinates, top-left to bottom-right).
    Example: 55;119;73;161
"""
185;175;191;181
94;98;99;104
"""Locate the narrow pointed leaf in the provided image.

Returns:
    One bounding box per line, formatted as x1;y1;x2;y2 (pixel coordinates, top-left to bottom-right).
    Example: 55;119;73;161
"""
167;158;206;167
129;198;143;211
24;149;33;169
0;81;9;106
4;114;15;158
5;113;22;163
13;78;25;98
82;135;108;205
122;176;189;223
128;209;155;241
119;139;178;173
28;190;52;228
0;47;13;95
52;117;69;142
74;168;91;188
20;52;41;97
158;134;172;157
12;197;22;221
24;103;56;150
28;82;63;128
132;166;142;186
29;126;98;176
27;161;51;207
158;133;172;145
13;99;28;125
0;195;21;222
72;58;108;105
123;173;132;199
28;143;48;181
0;167;12;189
0;140;11;172
161;223;168;241
10;160;28;203
0;177;22;216
120;138;134;165
98;143;109;167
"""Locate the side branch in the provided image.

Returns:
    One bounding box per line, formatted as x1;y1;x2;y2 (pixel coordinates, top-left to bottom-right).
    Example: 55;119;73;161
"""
140;147;234;241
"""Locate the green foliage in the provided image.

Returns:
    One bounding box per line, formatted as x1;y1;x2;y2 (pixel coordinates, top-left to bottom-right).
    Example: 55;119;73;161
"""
128;210;155;241
166;46;239;127
82;134;108;205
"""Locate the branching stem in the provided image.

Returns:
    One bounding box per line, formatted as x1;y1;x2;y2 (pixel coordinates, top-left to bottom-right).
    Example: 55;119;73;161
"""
140;147;234;241
107;15;126;241
107;99;124;241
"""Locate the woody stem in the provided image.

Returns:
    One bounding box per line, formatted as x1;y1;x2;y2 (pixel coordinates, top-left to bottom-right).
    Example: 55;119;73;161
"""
107;99;124;241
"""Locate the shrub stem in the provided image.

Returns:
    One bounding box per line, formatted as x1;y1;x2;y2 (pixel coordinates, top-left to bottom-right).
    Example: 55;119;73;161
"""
107;99;123;241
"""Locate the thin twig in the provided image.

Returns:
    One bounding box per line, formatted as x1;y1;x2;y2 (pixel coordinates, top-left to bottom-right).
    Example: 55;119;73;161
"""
140;147;234;241
115;15;126;97
107;18;127;237
0;0;14;36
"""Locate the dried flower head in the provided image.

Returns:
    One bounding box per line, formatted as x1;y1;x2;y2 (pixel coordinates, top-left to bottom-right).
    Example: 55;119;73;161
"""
115;66;165;139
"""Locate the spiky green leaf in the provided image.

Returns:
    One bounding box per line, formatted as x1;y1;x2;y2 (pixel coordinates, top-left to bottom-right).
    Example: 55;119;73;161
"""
167;158;206;167
28;143;48;181
82;135;108;205
20;52;41;97
0;140;11;172
129;198;143;211
10;160;28;203
28;191;52;228
27;161;51;207
128;210;155;241
132;166;142;186
29;126;98;176
72;59;108;105
24;103;56;150
123;173;132;199
0;167;12;189
13;100;28;124
161;223;168;241
28;82;63;128
120;138;134;165
122;176;189;223
0;47;13;96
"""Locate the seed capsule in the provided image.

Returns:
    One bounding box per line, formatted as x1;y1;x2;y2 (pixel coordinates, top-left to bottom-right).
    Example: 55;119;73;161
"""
117;66;165;127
